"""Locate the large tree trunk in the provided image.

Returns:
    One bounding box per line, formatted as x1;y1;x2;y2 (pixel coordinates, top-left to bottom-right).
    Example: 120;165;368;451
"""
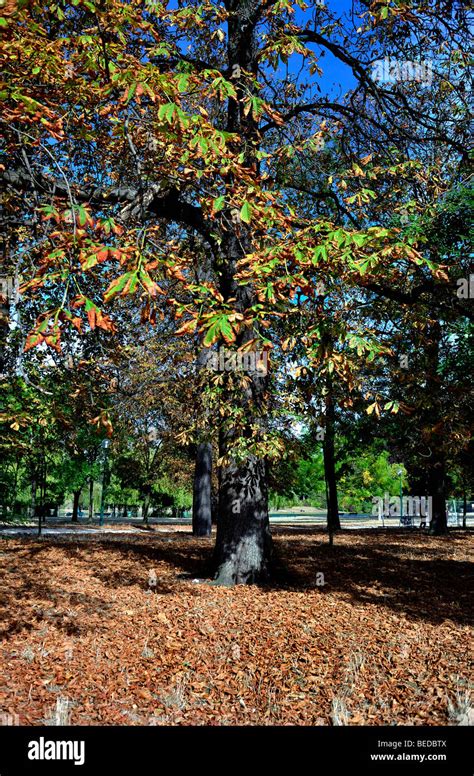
192;442;212;537
214;455;271;585
71;488;81;523
323;388;341;533
211;250;272;582
211;490;218;525
211;0;272;583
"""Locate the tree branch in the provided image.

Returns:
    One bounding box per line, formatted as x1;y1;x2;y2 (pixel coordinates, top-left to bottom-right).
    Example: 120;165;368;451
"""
1;167;218;256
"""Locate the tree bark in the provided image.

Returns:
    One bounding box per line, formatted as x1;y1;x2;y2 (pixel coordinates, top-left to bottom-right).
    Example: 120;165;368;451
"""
211;489;218;525
212;236;273;582
71;488;81;522
192;342;213;537
425;322;448;535
29;475;36;520
323;388;341;533
214;455;271;584
11;457;20;517
142;493;150;524
88;476;94;521
212;0;272;582
427;461;448;535
192;442;212;536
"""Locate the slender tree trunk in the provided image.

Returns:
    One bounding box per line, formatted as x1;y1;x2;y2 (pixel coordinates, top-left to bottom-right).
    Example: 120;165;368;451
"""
462;488;467;529
427;461;448;535
30;475;36;520
323;388;341;533
40;459;47;523
192;344;213;536
142;494;150;524
88;476;94;521
424;322;448;535
71;488;81;523
193;442;212;537
11;457;20;517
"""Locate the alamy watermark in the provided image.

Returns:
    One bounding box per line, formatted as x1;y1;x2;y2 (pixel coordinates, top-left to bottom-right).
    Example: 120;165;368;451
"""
206;347;269;376
399;354;409;369
28;737;85;766
456;274;473;299
0;275;19;305
372;57;433;86
315;571;325;587
372;493;432;522
0;709;19;726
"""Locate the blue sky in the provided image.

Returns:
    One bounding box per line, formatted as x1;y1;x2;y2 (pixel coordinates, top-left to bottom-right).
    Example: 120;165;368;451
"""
271;0;360;100
303;0;359;96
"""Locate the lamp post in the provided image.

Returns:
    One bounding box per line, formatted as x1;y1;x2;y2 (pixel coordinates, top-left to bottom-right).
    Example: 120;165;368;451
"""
99;439;110;527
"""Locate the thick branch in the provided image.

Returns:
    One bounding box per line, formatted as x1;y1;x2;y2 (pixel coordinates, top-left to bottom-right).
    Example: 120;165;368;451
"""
1;167;218;255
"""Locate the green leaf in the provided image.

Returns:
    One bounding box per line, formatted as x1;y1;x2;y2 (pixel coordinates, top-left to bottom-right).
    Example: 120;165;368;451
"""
219;316;235;344
352;233;367;247
198;137;209;155
158;102;177;124
312;245;328;263
177;74;189;93
82;254;98;270
213;196;225;212
104;272;133;302
203;315;236;346
240;201;252;224
125;82;137;104
203;320;222;347
78;205;87;226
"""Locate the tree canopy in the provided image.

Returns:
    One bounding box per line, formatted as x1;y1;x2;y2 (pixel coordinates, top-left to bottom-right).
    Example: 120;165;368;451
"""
1;0;472;581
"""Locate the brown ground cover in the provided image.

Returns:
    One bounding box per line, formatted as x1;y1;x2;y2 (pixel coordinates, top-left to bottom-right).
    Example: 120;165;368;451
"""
0;528;472;726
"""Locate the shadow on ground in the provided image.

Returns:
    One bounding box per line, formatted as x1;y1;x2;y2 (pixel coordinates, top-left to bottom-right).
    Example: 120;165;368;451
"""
1;528;472;631
270;528;473;627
